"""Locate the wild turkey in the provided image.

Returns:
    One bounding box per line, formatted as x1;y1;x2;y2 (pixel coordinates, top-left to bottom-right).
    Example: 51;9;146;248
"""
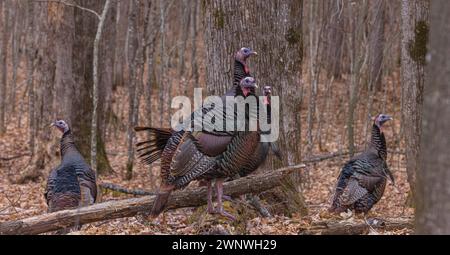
45;120;97;215
135;47;257;165
151;77;259;220
236;85;281;178
329;114;394;215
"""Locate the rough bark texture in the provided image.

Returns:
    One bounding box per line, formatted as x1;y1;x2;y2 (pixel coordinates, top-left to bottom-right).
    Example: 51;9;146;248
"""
70;0;113;175
0;164;305;235
415;0;450;235
0;0;9;135
91;0;112;174
401;0;429;205
368;0;385;90
325;0;344;79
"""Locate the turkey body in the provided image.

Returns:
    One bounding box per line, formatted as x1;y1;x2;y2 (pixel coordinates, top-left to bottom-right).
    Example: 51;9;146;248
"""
330;124;394;214
135;58;251;166
150;77;260;217
45;131;97;213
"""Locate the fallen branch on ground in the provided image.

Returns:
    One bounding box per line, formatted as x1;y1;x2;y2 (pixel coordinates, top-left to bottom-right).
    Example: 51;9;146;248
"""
299;218;413;235
303;149;405;163
0;164;305;235
0;154;31;161
99;183;157;196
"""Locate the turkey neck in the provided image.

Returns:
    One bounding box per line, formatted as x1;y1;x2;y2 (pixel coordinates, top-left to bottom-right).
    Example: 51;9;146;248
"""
370;124;387;160
259;99;272;134
60;130;77;157
234;60;249;86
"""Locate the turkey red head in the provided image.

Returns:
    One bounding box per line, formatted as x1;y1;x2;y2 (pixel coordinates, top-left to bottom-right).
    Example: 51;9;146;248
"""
373;114;393;129
263;86;272;105
51;119;70;134
240;77;258;97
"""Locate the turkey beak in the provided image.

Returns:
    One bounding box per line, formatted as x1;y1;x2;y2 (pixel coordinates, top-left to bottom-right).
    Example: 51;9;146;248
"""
387;116;393;121
251;51;258;56
50;122;56;128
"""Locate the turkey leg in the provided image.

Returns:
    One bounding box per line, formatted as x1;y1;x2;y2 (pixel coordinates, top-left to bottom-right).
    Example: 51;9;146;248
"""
207;181;215;213
214;179;236;220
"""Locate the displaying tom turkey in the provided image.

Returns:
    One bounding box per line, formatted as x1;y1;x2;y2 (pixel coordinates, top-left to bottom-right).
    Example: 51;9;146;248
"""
150;77;259;220
235;85;281;179
45;120;97;214
135;47;257;165
329;114;394;216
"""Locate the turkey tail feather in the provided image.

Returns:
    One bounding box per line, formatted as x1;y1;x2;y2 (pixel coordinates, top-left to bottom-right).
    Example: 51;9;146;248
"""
135;127;174;165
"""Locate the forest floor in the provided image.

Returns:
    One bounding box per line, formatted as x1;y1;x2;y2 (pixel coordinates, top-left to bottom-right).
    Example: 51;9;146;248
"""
0;72;414;235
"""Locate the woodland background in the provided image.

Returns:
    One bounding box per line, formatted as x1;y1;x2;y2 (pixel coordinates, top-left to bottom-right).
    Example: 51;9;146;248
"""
0;0;448;234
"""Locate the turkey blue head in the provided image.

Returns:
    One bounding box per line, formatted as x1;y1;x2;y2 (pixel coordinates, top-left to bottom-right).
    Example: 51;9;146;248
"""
51;119;70;134
263;86;272;105
235;47;257;62
373;114;393;129
240;76;258;97
235;47;257;72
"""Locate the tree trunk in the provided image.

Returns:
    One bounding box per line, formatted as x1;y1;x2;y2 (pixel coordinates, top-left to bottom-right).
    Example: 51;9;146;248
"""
415;0;449;235
346;1;367;157
401;0;429;206
71;0;112;175
113;0;129;89
368;0;385;90
125;0;145;180
91;0;112;174
0;0;9;135
25;1;36;156
326;0;344;79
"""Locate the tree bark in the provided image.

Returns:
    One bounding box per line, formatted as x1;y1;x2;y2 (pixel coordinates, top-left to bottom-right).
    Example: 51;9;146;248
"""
325;0;344;79
401;0;429;205
415;0;450;235
70;0;113;175
125;0;146;180
0;0;10;135
91;0;112;174
0;164;305;235
368;0;385;90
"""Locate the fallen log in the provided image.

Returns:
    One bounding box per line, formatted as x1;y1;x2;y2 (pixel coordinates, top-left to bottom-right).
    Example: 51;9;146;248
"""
299;218;413;235
0;164;305;235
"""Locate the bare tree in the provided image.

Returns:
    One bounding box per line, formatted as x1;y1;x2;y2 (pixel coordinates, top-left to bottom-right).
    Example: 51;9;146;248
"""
69;0;113;175
0;0;10;135
346;0;368;157
306;0;325;156
125;0;147;180
401;0;429;204
415;0;450;234
325;0;345;79
368;0;385;90
91;0;112;173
